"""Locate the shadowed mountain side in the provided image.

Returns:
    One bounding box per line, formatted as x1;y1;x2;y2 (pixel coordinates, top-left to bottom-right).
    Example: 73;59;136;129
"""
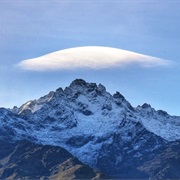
138;140;180;180
0;140;108;179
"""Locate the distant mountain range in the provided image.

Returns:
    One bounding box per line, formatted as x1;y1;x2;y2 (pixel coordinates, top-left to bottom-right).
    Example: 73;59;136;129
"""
0;79;180;179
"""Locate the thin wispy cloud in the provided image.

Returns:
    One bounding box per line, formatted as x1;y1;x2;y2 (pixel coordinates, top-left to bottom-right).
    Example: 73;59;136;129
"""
18;46;171;71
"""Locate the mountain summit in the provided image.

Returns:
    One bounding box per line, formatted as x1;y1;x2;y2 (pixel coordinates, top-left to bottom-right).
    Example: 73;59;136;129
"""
0;79;180;179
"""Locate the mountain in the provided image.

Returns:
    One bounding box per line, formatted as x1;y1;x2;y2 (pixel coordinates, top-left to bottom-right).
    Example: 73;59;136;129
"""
0;79;180;179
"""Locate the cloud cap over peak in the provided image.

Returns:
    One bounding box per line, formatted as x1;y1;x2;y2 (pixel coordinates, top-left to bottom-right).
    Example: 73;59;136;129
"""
18;46;171;71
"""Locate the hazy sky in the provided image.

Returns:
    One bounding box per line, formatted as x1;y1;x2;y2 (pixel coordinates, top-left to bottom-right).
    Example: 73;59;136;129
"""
0;1;180;115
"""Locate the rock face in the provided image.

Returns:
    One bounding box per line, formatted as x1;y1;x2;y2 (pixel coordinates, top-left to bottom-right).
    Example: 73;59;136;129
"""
0;79;180;179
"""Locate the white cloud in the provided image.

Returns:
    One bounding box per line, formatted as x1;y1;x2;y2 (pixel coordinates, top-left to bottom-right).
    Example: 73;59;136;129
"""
18;46;171;71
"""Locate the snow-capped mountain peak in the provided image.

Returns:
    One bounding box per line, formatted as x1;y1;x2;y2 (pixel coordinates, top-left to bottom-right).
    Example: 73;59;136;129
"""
11;79;180;143
1;79;180;178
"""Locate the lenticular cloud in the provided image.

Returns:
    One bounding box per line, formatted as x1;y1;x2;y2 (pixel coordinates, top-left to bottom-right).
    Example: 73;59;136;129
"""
18;46;171;71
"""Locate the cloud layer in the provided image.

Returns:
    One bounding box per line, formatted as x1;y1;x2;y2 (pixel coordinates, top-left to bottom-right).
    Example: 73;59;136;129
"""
18;46;171;71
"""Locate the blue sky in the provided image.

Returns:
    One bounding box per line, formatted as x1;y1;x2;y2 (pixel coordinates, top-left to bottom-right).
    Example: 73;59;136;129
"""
0;1;180;115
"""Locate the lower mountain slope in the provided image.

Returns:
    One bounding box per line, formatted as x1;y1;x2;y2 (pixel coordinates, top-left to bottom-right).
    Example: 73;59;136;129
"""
0;139;107;179
139;140;180;180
